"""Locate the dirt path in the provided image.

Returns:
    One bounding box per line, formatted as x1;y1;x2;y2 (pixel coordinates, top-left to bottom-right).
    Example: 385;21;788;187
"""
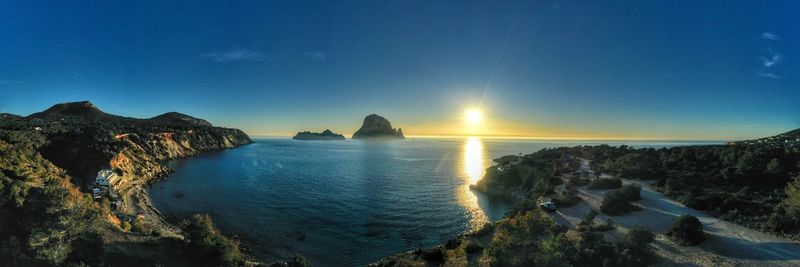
550;158;800;266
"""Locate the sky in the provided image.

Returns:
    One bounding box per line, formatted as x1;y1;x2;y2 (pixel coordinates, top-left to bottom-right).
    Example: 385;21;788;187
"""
0;1;798;140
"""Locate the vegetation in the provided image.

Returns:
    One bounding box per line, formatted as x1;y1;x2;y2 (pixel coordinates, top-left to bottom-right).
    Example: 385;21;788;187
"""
565;137;800;236
181;214;247;266
587;178;623;190
600;185;642;215
408;149;658;267
667;215;705;246
0;127;104;266
0;102;257;265
554;186;582;207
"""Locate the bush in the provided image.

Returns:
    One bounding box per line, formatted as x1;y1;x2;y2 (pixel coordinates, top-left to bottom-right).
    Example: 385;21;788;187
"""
614;227;657;266
444;238;462;250
285;255;311;267
667;215;705;245
131;217;154;235
464;240;483;254
579;210;598;229
618;184;642;201
588;178;623;190
181;214;246;266
600;190;640;215
419;248;444;262
554;188;581;207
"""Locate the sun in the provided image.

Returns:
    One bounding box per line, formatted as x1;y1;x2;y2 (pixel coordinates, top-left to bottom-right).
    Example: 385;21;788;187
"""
465;108;482;125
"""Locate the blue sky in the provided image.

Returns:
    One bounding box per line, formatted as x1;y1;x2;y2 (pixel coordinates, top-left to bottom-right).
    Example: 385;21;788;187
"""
0;1;798;140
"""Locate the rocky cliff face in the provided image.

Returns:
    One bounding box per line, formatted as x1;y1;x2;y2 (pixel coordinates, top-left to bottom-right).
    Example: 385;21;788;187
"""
0;101;254;265
352;114;405;139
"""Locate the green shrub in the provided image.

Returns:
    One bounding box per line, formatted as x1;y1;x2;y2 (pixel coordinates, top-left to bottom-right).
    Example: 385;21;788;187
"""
285;255;311;267
464;240;483;254
618;184;642;201
588;178;623;190
181;214;245;266
614;227;657;266
667;215;705;245
419;247;444;262
600;190;639;215
555;188;581;207
131;217;154;235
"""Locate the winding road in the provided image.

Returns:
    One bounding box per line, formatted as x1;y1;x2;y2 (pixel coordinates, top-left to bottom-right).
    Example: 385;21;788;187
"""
549;159;800;266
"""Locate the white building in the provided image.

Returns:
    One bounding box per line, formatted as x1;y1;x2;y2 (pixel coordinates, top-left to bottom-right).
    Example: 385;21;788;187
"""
95;169;120;187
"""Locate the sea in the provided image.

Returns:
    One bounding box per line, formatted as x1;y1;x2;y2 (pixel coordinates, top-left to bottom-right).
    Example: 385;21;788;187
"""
148;137;721;266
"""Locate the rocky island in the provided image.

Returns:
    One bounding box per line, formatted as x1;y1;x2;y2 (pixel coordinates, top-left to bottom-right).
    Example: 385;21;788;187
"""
352;114;405;140
293;129;345;140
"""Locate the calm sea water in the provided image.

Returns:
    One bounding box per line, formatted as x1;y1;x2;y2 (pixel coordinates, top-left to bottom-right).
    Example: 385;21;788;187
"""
148;138;720;266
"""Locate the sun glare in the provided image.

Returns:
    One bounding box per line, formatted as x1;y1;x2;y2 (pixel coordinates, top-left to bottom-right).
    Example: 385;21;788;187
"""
465;108;482;125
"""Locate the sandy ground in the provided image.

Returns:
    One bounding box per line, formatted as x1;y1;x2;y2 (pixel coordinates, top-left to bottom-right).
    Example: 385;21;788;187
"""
549;159;800;267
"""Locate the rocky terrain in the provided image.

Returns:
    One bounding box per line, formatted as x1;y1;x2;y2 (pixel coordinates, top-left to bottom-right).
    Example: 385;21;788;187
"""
0;101;265;266
292;129;345;140
352;114;404;140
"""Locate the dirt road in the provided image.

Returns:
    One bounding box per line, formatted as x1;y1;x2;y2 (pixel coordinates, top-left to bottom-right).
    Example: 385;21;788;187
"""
549;159;800;266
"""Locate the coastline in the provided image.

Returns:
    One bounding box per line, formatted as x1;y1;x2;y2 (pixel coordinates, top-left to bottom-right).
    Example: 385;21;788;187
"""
100;137;257;264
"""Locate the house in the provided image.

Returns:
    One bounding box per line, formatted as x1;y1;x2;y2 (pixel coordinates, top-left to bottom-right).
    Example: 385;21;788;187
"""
95;169;120;187
92;188;103;199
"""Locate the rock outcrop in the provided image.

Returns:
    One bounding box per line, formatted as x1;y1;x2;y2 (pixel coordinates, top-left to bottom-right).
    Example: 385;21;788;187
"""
352;114;405;140
293;129;345;140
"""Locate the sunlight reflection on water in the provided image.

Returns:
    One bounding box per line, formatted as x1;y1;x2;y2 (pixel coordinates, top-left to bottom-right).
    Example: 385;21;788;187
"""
457;137;489;231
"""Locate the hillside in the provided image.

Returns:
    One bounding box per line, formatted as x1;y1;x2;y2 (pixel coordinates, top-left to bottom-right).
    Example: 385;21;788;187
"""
0;101;259;266
149;112;213;127
380;128;800;266
733;128;800;148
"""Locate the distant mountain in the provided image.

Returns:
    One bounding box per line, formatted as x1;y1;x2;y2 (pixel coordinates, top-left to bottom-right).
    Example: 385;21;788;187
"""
352;114;404;140
150;112;212;126
28;101;126;121
293;129;345;140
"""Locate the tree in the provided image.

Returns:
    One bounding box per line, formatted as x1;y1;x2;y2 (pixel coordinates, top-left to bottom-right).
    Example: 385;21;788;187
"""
580;210;598;230
181;214;245;267
618;184;641;201
667;215;705;245
784;175;800;218
600;190;639;215
614;227;657;266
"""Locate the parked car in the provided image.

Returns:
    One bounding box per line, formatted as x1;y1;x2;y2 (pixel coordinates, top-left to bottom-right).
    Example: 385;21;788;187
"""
539;201;557;212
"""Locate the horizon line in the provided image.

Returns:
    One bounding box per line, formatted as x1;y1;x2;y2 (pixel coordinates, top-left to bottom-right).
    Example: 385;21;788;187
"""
248;133;733;142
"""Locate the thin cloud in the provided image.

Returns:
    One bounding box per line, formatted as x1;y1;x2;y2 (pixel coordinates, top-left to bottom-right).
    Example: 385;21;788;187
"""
758;53;782;67
761;32;780;41
306;51;326;63
756;72;781;79
202;49;268;62
0;80;21;86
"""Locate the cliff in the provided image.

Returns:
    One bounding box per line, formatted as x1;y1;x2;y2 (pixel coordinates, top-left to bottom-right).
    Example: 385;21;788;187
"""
352;114;405;140
293;129;345;140
0;101;254;265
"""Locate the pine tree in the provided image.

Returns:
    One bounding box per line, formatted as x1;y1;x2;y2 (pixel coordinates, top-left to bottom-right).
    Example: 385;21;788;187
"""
785;175;800;218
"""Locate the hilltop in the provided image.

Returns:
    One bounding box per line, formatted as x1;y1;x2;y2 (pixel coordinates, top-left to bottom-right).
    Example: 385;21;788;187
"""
0;101;265;266
150;112;213;127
